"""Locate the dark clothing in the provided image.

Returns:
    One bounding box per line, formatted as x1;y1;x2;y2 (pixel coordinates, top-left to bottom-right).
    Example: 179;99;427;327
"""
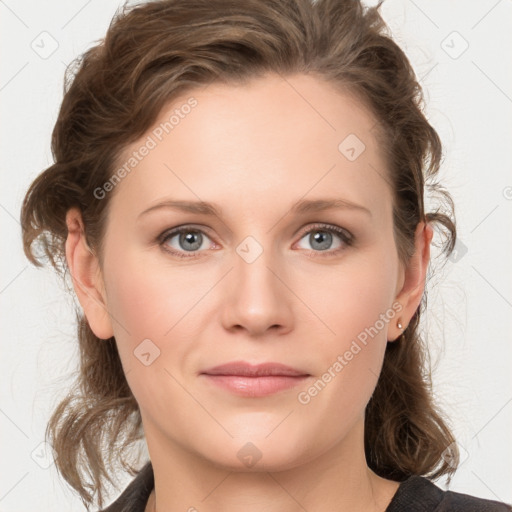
385;474;511;511
100;461;511;512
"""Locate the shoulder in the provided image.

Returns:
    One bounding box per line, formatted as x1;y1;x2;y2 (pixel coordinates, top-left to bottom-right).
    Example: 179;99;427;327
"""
441;487;512;512
98;461;154;512
386;475;512;512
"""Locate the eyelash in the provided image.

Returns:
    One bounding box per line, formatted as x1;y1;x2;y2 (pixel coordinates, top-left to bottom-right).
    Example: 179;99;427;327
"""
157;223;354;260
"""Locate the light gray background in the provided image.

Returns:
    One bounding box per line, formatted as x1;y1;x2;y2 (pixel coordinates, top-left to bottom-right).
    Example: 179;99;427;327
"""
1;0;511;510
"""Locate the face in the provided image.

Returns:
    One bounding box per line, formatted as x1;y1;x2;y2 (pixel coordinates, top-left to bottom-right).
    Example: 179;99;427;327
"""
93;73;407;471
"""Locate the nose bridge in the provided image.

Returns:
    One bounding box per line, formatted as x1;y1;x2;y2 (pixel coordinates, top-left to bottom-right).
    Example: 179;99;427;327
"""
234;232;281;301
221;232;292;335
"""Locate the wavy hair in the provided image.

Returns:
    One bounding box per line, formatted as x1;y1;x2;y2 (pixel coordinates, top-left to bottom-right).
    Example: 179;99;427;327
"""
21;0;458;508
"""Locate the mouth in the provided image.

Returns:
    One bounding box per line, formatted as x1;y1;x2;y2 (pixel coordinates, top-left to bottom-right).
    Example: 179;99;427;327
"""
200;361;311;397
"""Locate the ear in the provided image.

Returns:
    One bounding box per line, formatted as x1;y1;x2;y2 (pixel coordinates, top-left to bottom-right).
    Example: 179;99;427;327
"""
388;221;433;342
65;207;114;340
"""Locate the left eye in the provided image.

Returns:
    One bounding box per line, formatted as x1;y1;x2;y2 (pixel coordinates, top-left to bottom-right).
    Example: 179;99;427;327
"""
159;224;353;259
294;224;353;255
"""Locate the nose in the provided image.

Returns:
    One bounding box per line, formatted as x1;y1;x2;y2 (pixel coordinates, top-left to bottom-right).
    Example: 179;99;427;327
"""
220;245;294;338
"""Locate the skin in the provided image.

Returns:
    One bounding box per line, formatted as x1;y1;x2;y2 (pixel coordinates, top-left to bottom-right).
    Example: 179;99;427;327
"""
65;73;433;512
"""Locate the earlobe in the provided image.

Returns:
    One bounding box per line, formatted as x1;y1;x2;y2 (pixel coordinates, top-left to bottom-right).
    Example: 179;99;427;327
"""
65;207;114;340
389;319;406;342
388;221;433;342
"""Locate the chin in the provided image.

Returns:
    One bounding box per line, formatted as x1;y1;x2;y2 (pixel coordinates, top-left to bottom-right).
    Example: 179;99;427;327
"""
193;429;318;473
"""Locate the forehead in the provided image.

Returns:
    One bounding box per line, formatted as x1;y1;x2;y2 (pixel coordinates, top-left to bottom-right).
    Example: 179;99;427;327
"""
108;73;391;223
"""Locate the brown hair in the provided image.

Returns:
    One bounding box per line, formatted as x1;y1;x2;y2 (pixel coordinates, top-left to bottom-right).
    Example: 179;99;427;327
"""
21;0;458;508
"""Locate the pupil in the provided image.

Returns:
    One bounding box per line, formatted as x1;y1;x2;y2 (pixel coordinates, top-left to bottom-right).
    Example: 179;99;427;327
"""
181;232;201;251
312;231;331;250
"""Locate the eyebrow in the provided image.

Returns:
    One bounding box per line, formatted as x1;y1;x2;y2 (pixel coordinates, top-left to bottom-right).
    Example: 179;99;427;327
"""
137;197;372;220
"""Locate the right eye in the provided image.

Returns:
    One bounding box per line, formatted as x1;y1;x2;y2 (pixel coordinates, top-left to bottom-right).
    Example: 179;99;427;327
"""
158;226;216;259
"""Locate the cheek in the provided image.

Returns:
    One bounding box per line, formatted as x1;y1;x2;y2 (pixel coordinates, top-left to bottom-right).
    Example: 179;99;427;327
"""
316;250;398;348
298;309;391;439
101;253;199;417
103;244;206;341
101;244;226;402
304;251;398;407
100;245;192;375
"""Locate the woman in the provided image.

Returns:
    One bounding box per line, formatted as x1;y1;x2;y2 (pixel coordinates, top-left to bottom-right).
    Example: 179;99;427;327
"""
20;0;511;511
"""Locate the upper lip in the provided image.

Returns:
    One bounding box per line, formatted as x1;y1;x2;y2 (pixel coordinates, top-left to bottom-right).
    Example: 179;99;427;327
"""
201;361;309;377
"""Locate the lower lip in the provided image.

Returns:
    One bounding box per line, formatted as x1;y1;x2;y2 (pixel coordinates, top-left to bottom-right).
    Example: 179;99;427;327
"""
202;374;310;397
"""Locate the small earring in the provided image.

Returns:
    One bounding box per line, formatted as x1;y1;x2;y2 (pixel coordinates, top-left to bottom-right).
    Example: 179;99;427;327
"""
397;322;403;330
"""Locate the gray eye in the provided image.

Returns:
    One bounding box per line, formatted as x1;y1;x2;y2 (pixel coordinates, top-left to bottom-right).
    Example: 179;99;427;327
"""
163;229;211;254
178;231;203;251
296;229;344;252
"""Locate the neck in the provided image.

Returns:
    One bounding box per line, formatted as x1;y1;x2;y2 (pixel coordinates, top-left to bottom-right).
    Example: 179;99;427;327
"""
144;419;399;512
